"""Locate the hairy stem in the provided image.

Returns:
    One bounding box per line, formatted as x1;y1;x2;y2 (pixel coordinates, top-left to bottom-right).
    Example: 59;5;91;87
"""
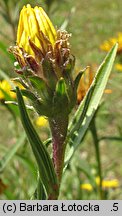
49;115;68;185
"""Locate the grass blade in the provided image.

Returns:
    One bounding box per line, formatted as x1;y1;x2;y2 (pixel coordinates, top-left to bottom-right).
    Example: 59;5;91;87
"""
0;133;26;173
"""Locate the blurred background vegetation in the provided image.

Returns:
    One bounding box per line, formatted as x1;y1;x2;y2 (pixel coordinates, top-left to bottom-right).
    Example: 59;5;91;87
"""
0;0;122;199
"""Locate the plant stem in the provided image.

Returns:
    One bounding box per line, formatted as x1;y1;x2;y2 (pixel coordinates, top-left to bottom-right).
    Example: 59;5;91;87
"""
90;117;103;199
49;115;68;185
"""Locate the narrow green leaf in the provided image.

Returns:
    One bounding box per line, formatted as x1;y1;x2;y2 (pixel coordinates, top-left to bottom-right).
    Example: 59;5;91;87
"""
16;87;58;197
68;85;94;139
65;44;118;166
68;44;118;135
0;133;26;173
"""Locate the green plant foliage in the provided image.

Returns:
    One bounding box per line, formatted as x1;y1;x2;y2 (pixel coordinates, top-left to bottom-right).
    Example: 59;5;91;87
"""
16;87;59;199
0;0;121;200
0;133;26;173
65;44;118;167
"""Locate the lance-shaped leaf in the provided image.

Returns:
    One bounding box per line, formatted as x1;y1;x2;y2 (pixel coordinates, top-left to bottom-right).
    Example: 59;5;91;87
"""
16;87;58;198
65;44;118;167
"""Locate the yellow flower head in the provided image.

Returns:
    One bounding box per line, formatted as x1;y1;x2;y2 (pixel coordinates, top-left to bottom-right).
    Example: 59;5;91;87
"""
100;32;122;54
35;116;48;127
9;4;76;118
104;89;112;94
115;63;122;72
17;4;56;55
81;177;119;191
96;177;119;189
0;80;16;100
81;183;93;191
10;4;71;80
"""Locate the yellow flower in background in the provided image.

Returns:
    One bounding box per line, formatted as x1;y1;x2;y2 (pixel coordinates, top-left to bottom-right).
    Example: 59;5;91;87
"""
77;66;95;104
17;4;56;55
97;177;119;189
77;65;112;104
104;89;112;94
100;32;122;54
35;116;48;127
81;183;93;191
115;63;122;71
0;80;16;100
81;177;119;191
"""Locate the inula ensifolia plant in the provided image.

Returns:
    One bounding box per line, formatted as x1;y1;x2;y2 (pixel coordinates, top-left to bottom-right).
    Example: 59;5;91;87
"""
9;4;117;199
9;4;80;188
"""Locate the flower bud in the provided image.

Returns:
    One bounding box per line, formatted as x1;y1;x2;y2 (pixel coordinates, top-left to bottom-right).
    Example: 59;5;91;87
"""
17;4;56;55
10;4;80;117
